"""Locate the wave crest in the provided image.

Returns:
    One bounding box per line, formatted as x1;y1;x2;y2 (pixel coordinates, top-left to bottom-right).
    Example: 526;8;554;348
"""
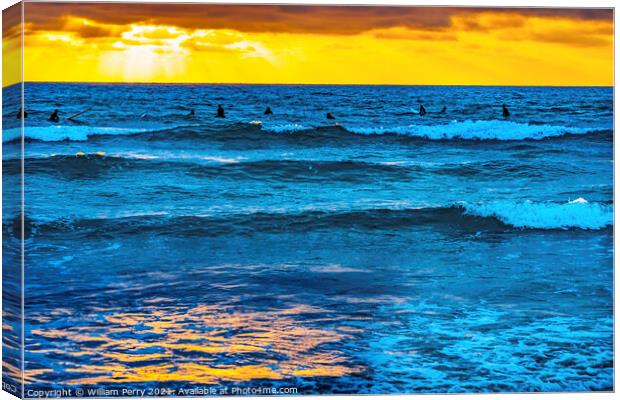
345;120;593;141
3;123;203;143
15;200;611;240
261;123;308;133
3;126;150;143
463;199;612;230
3;120;603;143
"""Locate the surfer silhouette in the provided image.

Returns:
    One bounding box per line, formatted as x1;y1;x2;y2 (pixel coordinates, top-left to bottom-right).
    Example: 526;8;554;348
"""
502;104;510;118
49;109;60;122
419;105;427;116
264;107;273;115
15;108;27;119
326;112;336;120
187;109;195;117
216;105;225;118
439;106;447;113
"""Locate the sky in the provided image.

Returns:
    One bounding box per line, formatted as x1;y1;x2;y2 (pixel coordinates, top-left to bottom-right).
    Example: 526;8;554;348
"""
2;2;614;86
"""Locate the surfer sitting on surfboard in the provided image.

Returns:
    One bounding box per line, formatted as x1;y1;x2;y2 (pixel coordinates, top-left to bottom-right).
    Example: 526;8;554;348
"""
502;104;510;118
216;105;225;118
49;109;60;122
15;108;27;119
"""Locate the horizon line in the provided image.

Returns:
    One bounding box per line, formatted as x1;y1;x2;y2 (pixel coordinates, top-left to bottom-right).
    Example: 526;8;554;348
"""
3;81;614;89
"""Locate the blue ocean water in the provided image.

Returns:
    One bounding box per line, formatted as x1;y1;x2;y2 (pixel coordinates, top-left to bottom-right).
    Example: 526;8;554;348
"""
2;83;614;394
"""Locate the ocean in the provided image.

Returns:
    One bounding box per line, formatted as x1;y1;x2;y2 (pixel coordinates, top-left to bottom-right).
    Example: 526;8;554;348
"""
2;83;614;394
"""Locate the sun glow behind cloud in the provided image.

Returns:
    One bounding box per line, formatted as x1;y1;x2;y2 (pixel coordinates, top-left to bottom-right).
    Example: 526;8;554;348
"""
3;4;613;86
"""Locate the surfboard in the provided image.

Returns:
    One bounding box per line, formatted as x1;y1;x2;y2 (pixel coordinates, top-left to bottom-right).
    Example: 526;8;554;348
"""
75;151;86;157
66;107;92;121
95;151;106;157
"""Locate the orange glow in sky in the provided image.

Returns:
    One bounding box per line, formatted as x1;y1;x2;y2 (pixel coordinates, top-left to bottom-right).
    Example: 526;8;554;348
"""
2;3;614;86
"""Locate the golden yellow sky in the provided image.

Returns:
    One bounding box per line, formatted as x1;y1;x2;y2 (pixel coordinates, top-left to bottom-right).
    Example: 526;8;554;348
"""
2;3;614;87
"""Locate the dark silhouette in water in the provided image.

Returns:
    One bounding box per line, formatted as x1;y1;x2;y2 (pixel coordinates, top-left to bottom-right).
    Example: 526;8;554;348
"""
502;104;510;118
264;107;273;115
216;105;225;118
326;112;335;120
419;105;427;116
49;109;60;122
15;108;27;119
440;106;447;113
12;214;32;239
187;109;195;117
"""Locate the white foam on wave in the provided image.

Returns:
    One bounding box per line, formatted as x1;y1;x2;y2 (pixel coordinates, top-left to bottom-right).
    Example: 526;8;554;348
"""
379;161;407;166
117;152;160;160
3;125;150;142
114;210;170;218
121;152;244;164
310;264;368;273
463;199;612;230
198;156;243;164
261;123;307;133
4;120;599;142
346;120;592;141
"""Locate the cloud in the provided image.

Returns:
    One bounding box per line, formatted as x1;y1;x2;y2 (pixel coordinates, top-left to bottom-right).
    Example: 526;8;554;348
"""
22;3;613;37
132;26;185;40
61;17;122;38
180;30;273;61
496;22;614;47
370;27;457;41
529;31;611;47
181;31;246;53
2;3;22;42
119;24;186;44
452;12;528;32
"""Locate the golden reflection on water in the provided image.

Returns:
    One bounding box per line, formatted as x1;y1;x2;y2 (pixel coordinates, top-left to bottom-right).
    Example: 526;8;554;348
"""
2;360;53;385
30;303;363;385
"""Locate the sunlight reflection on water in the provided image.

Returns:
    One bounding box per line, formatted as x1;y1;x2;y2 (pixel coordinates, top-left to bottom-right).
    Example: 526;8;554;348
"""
30;303;363;385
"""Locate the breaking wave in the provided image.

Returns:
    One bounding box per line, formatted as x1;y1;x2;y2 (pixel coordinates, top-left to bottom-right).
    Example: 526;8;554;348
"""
463;198;612;230
344;120;594;140
16;199;612;240
3;120;605;143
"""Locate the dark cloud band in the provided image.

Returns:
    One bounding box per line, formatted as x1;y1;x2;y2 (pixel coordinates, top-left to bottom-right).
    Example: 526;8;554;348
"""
21;3;613;36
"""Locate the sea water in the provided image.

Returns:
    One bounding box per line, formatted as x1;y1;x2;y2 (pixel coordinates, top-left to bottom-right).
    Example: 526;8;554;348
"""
2;83;614;393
